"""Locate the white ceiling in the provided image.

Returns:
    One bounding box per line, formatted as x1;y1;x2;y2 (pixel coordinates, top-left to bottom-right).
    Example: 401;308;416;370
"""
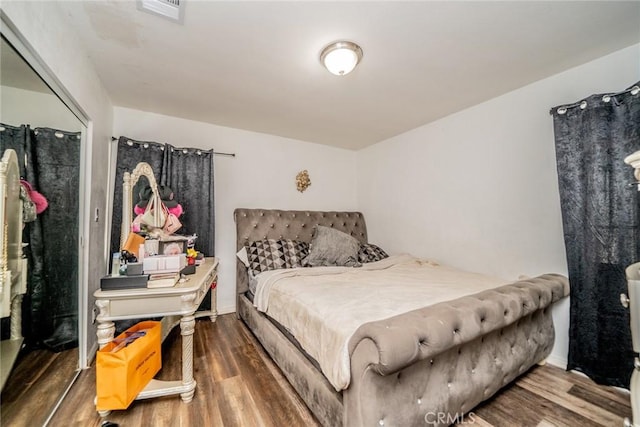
57;1;640;150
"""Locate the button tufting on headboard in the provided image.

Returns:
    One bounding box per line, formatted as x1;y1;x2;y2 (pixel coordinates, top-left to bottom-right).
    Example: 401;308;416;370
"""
234;208;368;295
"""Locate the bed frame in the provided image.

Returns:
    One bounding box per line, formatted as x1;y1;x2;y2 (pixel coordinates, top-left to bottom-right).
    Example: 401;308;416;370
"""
234;208;569;427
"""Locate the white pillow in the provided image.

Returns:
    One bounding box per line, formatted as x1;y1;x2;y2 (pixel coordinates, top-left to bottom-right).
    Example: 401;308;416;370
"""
236;246;250;267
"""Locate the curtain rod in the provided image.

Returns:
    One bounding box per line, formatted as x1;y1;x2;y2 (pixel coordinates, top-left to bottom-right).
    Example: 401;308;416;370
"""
552;84;640;115
111;136;235;157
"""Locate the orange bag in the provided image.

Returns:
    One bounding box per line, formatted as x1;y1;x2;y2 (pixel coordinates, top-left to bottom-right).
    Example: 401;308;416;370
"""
122;232;145;254
96;321;161;410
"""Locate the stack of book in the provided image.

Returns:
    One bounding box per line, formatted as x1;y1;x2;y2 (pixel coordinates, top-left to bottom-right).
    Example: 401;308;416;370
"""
143;254;187;274
147;272;180;289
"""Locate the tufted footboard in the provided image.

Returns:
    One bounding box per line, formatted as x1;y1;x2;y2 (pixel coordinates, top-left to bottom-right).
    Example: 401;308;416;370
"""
234;208;570;427
345;274;569;427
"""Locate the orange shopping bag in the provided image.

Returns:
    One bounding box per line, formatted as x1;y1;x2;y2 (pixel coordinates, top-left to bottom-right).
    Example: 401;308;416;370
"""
96;321;161;410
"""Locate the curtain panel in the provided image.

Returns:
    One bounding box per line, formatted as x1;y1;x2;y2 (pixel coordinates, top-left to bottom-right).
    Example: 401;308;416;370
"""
110;137;215;258
0;124;81;351
551;82;640;387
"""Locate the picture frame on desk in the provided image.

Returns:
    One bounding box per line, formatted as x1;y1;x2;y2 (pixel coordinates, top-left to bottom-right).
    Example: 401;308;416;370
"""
144;235;189;256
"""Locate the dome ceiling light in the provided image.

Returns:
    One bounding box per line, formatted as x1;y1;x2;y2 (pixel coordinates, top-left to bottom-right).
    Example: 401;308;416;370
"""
320;41;363;76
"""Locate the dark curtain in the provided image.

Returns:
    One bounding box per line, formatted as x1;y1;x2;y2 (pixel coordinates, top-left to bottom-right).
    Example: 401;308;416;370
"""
0;124;80;351
552;82;640;387
109;137;215;316
0;124;29;177
162;145;215;257
110;138;166;254
110;137;215;257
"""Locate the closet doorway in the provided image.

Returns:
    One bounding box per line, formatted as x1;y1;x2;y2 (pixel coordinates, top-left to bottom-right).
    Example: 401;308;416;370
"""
0;27;87;426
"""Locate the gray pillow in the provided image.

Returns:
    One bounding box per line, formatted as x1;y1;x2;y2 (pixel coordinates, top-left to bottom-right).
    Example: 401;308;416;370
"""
303;225;361;267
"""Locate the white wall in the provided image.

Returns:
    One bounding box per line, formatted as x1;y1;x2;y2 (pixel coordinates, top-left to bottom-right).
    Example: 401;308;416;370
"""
2;3;114;363
357;44;640;368
1;86;83;132
113;107;358;314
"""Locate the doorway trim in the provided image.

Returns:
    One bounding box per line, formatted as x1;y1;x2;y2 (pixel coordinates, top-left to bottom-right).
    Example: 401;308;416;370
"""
1;11;91;370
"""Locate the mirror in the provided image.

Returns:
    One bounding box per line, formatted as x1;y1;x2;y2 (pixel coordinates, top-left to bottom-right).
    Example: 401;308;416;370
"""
0;35;84;425
121;162;163;249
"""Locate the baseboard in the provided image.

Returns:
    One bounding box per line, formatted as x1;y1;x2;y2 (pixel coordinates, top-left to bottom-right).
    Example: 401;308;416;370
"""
87;342;98;366
217;305;236;316
568;368;630;394
546;353;567;369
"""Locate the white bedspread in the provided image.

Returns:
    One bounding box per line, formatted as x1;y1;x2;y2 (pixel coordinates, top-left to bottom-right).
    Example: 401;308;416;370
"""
252;254;508;391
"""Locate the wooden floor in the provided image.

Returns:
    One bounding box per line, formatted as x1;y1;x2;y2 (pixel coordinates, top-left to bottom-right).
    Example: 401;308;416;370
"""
1;346;78;427
43;314;630;427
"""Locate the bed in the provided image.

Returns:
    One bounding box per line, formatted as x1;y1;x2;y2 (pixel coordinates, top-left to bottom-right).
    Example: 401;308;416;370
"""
234;208;569;427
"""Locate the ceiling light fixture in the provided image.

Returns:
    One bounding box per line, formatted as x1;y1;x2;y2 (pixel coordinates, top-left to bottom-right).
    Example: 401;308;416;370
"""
320;41;363;76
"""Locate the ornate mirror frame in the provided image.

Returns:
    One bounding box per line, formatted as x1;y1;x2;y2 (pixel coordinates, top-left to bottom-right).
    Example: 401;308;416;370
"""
121;162;162;248
0;148;28;390
0;149;23;317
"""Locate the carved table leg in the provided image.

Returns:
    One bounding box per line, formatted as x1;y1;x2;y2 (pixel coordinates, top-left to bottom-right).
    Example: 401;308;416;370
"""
95;320;115;417
180;314;196;402
209;285;218;322
625;357;640;427
94;397;112;418
10;294;23;340
96;321;115;349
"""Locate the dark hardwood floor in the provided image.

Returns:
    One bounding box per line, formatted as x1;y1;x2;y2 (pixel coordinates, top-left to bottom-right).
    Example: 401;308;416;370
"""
43;314;630;427
1;347;78;427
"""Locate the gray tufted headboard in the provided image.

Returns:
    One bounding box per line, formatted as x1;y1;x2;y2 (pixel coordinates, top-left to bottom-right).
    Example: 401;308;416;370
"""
234;208;368;294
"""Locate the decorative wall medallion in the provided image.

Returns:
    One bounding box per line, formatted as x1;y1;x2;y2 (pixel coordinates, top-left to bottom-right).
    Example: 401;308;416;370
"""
296;170;311;193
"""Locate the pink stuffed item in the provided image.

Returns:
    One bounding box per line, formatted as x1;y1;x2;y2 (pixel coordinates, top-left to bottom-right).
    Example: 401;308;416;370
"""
20;180;49;214
134;203;183;218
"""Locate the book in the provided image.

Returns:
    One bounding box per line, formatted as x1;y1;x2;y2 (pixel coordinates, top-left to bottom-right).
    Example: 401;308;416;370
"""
147;272;180;288
143;254;187;274
101;274;149;290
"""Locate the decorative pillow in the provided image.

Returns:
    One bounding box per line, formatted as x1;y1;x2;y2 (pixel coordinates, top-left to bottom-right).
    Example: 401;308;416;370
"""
245;239;309;275
236;247;250;268
293;240;310;263
358;243;389;263
303;226;360;267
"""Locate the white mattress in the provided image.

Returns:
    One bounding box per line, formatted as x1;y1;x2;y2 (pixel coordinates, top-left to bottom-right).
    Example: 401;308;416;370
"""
252;254;507;390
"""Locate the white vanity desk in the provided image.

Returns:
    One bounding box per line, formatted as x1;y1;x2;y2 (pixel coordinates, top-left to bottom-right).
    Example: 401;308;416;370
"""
93;257;218;412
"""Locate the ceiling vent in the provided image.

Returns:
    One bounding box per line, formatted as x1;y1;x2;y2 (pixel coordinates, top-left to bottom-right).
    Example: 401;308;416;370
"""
137;0;185;24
